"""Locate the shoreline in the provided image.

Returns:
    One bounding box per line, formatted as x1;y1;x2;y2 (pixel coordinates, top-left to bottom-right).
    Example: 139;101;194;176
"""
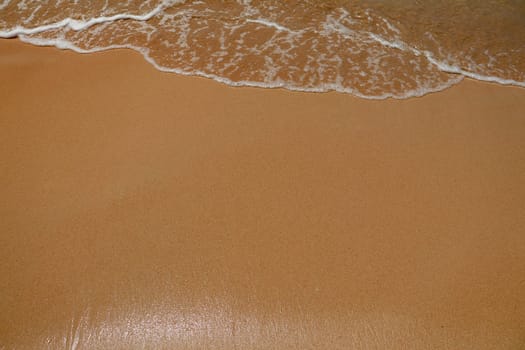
4;38;525;99
9;36;467;100
1;38;525;349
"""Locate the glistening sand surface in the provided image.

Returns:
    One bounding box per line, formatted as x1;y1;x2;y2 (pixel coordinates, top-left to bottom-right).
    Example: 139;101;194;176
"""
1;39;525;349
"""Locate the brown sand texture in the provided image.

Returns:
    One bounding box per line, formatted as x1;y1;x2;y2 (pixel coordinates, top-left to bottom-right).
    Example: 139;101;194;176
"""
1;39;525;349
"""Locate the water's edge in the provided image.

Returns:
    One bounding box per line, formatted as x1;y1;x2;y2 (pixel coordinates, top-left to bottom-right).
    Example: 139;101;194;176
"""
2;0;524;99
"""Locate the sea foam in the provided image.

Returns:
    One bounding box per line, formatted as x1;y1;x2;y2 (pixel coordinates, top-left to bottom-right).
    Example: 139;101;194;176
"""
2;0;524;98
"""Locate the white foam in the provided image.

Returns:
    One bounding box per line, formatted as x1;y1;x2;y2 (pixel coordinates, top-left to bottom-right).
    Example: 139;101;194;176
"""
6;0;524;99
0;0;11;10
0;0;184;38
423;52;525;88
367;33;412;53
18;34;463;100
366;32;525;89
246;19;293;33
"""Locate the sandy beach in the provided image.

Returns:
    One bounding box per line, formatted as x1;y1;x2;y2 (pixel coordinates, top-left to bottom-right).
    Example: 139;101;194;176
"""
1;38;525;349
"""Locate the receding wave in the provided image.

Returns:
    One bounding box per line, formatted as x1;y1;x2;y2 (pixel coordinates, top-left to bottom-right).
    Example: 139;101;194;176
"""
1;0;524;99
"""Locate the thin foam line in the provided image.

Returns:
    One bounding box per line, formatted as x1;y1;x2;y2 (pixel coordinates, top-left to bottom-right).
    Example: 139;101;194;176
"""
0;0;184;38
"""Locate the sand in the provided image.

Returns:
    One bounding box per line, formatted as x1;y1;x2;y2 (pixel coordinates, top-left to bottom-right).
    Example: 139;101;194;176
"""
1;39;525;349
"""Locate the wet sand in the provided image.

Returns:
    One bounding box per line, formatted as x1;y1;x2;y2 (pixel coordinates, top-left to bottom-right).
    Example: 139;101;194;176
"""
1;39;525;349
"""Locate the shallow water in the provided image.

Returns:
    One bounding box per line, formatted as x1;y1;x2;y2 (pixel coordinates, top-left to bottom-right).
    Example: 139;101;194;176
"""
1;0;524;98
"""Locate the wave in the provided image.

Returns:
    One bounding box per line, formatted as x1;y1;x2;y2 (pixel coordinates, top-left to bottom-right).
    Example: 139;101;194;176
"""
2;0;524;99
